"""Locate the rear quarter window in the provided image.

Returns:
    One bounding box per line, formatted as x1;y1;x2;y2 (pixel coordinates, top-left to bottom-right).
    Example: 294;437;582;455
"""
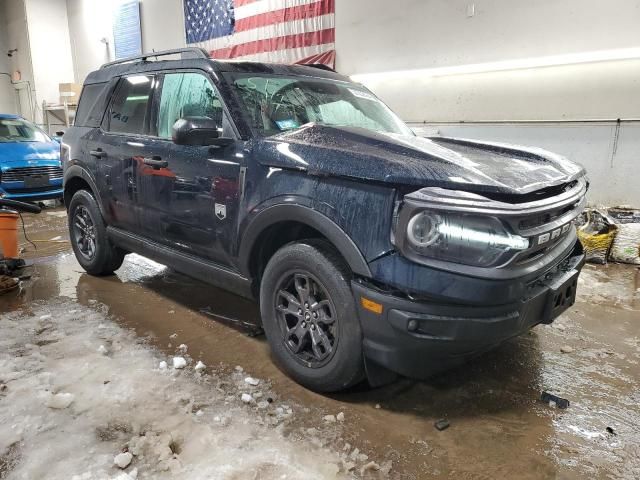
75;83;110;127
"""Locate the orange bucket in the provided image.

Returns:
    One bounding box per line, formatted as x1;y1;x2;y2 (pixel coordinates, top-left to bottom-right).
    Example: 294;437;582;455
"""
0;210;19;258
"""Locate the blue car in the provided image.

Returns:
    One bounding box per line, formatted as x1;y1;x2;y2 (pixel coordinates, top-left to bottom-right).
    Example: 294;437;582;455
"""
0;114;63;201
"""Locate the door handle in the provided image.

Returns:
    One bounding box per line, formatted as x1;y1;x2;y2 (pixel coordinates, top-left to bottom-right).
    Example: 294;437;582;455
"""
90;149;104;158
143;156;168;169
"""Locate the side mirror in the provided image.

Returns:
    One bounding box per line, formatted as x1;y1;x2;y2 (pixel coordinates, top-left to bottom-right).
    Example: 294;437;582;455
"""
172;116;229;146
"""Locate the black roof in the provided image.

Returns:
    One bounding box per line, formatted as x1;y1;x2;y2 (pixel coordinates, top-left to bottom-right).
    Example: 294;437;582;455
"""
85;56;350;85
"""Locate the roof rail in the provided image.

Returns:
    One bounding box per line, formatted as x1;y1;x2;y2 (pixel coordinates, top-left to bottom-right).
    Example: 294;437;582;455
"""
303;63;337;73
100;47;210;69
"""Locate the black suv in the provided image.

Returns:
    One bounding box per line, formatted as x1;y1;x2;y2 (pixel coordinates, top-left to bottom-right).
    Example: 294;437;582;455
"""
63;48;587;392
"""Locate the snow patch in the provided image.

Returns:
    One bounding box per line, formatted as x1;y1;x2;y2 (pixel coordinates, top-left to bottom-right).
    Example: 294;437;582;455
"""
0;300;363;479
114;451;133;469
46;392;74;409
172;357;187;369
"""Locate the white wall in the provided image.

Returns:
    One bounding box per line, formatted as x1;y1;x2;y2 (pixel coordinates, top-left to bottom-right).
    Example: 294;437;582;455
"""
0;7;17;114
335;0;640;73
24;0;75;123
352;58;640;123
66;0;114;84
64;0;186;86
139;0;185;53
1;0;37;121
336;0;640;121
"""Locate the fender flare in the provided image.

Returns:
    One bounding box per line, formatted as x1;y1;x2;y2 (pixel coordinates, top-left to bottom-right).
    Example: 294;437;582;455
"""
239;203;372;278
63;164;106;215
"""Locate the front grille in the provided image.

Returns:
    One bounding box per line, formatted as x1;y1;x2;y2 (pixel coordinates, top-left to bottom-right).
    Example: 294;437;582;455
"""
518;202;580;230
2;165;63;182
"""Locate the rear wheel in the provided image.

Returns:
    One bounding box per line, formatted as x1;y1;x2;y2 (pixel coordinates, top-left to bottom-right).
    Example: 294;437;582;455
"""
68;189;125;275
260;240;364;392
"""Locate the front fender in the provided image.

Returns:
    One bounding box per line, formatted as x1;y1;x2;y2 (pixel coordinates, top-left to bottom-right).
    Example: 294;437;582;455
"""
238;202;372;278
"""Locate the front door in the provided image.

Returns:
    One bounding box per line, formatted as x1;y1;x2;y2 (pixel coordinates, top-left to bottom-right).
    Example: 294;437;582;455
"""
136;71;243;267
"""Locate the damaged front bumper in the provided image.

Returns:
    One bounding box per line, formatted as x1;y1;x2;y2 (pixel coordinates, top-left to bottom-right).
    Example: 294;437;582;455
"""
353;240;585;380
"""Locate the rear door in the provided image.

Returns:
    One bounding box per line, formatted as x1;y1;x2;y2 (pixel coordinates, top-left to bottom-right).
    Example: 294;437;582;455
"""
135;70;244;267
86;74;158;235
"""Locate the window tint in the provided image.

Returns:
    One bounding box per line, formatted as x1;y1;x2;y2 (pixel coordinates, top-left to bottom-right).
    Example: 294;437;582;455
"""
157;72;223;139
75;83;108;127
108;75;153;134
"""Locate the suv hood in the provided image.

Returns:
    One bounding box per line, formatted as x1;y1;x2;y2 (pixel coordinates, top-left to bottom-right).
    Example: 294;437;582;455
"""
255;124;585;195
0;141;60;166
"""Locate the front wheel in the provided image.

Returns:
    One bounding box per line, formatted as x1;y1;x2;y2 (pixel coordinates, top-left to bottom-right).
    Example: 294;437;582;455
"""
260;240;365;392
68;189;125;275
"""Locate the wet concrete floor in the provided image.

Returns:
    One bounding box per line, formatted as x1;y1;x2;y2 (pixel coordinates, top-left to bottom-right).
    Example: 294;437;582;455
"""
2;207;639;479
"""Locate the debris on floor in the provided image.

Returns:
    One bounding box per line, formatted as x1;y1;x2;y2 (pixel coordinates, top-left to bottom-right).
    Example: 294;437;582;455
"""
172;356;187;369
113;452;133;469
540;392;570;409
324;414;337;423
577;209;617;264
434;419;450;431
578;206;640;265
609;222;640;264
0;275;19;295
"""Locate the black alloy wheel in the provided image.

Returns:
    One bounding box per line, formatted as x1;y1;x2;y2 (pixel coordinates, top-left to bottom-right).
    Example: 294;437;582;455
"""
260;240;365;392
72;205;97;260
274;271;338;368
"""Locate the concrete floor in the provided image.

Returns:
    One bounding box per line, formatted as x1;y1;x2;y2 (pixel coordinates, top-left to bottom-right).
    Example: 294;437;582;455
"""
2;207;640;479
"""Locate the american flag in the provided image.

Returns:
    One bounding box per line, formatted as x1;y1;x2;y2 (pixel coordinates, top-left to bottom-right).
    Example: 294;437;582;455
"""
184;0;335;67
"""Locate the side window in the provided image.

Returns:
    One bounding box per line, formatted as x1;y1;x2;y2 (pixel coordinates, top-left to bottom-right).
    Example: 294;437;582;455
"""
157;72;223;139
108;75;154;134
75;83;106;127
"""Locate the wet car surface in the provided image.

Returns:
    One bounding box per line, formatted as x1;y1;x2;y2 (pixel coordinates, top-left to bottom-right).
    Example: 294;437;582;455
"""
3;208;639;479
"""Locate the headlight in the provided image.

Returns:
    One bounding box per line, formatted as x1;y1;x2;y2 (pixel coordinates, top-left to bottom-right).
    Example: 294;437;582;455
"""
405;211;529;267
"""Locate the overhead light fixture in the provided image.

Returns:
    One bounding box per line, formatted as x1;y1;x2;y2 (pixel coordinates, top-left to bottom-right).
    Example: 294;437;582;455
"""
126;75;150;85
351;46;640;83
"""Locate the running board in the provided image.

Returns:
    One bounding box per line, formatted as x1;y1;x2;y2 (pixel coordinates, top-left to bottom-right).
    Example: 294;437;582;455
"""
107;226;254;299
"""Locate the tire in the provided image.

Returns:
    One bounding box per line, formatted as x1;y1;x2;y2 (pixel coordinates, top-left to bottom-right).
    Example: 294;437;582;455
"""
260;239;365;392
68;189;125;275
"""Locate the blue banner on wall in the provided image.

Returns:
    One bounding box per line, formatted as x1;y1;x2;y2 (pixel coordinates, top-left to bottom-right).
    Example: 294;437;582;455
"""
113;0;142;59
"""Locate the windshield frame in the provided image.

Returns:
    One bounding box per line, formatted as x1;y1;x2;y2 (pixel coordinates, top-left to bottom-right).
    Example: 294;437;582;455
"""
223;72;414;138
0;117;53;144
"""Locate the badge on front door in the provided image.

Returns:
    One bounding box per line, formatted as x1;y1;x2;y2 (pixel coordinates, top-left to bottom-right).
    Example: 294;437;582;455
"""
215;203;226;220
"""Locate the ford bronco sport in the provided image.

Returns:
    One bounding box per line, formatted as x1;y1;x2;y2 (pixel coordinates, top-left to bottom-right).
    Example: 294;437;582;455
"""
62;48;587;392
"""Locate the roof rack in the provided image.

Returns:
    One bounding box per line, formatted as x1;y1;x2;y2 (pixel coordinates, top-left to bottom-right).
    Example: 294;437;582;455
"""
100;47;210;69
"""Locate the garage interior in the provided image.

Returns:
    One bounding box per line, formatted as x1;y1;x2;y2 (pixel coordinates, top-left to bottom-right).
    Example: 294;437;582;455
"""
0;1;639;479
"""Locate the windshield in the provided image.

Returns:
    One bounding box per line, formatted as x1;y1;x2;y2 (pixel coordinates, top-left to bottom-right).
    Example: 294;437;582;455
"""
0;118;51;143
228;74;413;137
